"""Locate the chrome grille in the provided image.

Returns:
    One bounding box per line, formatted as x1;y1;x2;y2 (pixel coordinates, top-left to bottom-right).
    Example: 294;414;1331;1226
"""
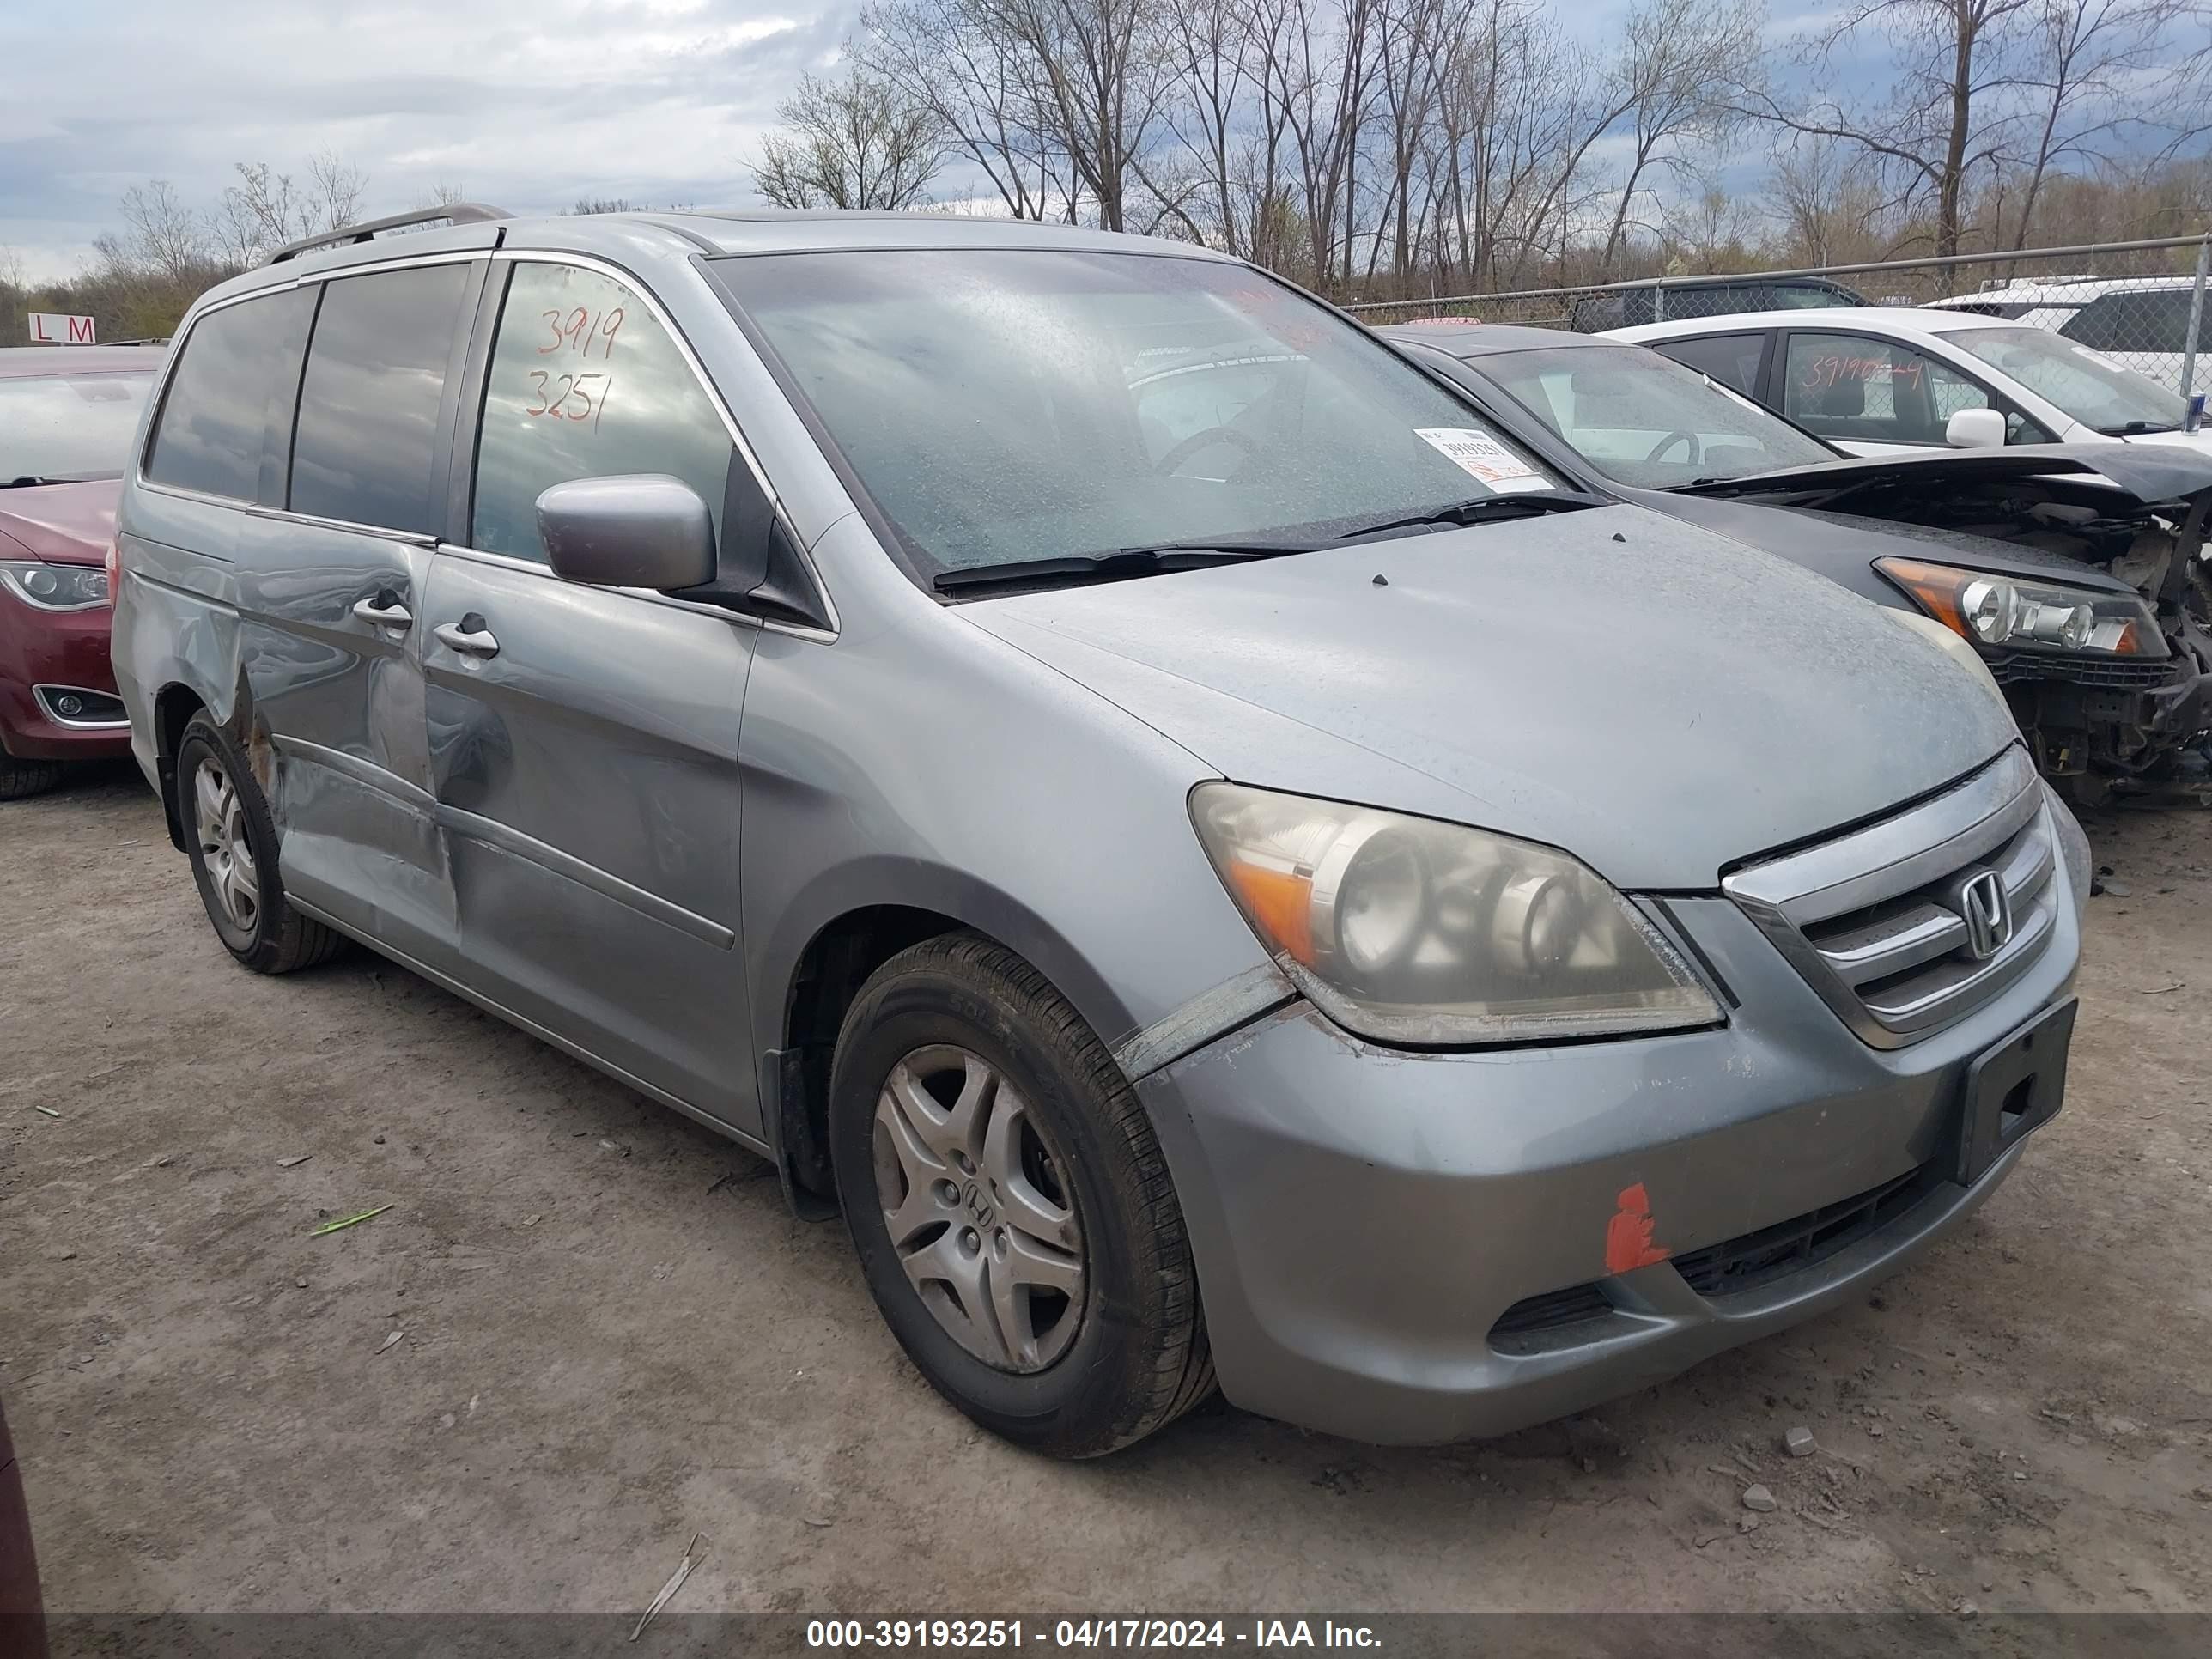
1723;748;2059;1048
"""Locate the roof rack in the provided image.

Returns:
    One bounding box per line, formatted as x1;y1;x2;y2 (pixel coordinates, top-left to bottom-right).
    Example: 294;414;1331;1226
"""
264;204;513;266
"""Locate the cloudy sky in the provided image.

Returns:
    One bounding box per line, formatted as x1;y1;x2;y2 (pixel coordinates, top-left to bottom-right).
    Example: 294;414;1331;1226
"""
0;0;858;281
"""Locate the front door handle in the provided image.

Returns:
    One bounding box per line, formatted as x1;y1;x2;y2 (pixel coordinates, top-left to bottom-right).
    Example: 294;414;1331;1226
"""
433;616;500;659
352;592;412;630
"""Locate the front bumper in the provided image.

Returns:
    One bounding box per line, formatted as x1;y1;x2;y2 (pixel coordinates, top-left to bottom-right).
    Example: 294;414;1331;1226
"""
2001;648;2212;775
1138;884;2081;1445
0;597;128;762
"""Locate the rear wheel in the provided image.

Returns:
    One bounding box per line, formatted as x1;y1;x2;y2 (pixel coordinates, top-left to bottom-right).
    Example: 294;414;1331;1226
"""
176;714;345;974
0;756;65;800
829;933;1214;1457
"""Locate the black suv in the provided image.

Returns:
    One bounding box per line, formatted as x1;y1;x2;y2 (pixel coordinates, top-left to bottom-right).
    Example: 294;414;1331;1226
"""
1568;275;1868;331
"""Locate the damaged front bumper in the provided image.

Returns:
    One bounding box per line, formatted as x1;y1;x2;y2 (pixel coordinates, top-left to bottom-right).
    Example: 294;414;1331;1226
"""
1136;882;2081;1446
2003;647;2212;786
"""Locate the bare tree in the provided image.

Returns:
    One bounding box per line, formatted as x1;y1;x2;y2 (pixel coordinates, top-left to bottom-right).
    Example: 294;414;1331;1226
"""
307;149;369;230
1153;0;1257;249
857;0;1074;218
1593;0;1765;271
112;180;213;281
751;67;945;209
969;0;1172;231
2008;0;2204;245
217;153;372;264
1737;0;2038;258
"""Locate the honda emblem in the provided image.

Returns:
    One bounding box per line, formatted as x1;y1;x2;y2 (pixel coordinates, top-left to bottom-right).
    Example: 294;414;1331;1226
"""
1959;869;2012;961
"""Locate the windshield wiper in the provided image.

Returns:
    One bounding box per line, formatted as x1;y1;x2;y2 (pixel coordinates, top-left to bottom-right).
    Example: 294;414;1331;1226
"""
2094;420;2181;436
931;491;1611;595
932;540;1318;594
3;476;64;489
1334;489;1609;539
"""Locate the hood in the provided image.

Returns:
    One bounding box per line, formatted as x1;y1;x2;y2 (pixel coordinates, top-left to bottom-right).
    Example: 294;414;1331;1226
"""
966;503;2018;890
2119;428;2212;461
0;477;120;566
1650;489;2135;591
1685;441;2212;509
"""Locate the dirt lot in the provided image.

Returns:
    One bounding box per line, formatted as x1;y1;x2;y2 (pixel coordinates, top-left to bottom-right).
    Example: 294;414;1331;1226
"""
3;763;2209;1619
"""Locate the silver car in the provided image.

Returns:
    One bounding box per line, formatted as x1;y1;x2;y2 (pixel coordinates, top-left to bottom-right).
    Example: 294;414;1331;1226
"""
112;208;2087;1455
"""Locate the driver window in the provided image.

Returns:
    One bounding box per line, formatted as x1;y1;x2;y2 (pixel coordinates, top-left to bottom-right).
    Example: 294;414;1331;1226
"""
1782;333;1996;445
471;262;736;563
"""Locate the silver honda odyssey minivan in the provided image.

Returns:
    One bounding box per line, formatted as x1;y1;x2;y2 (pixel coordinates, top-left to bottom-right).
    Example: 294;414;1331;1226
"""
112;208;2087;1456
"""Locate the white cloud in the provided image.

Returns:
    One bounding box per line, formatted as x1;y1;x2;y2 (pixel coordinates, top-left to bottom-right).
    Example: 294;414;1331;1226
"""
0;0;849;277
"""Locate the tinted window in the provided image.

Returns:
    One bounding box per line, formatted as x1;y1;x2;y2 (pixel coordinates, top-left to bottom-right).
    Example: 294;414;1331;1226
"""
1652;332;1763;394
290;264;471;534
1761;283;1858;308
1781;332;1996;445
2059;291;2198;356
471;263;735;563
3;372;155;481
720;249;1562;578
144;289;315;501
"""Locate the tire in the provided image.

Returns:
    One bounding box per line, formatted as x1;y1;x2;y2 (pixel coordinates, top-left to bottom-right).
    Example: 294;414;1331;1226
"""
0;756;65;800
175;714;346;974
829;933;1215;1457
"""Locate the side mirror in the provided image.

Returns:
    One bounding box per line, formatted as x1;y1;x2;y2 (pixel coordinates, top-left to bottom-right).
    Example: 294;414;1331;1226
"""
536;475;717;591
1945;408;2008;449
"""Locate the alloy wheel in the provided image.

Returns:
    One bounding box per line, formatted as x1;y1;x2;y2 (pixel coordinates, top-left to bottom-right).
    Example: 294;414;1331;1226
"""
193;755;259;933
870;1043;1087;1373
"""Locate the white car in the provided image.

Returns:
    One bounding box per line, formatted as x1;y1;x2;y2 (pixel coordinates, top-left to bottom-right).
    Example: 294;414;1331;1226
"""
1608;306;2208;459
1923;275;2206;393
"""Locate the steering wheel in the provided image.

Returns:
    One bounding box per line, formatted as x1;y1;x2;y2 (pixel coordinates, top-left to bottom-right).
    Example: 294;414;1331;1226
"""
1155;425;1263;478
1646;429;1701;464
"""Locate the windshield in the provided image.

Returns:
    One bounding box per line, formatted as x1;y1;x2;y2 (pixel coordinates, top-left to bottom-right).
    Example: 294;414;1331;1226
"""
1944;326;2185;433
1473;344;1836;486
718;250;1565;579
0;370;155;481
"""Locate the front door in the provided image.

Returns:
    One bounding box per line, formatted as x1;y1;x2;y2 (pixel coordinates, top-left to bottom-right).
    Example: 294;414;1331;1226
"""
422;257;763;1130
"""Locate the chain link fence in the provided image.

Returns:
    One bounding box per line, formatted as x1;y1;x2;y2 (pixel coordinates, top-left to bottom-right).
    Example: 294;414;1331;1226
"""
1339;234;2212;400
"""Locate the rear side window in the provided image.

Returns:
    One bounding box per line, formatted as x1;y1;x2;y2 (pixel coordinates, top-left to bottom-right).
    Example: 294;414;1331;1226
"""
290;264;473;535
469;262;734;563
1760;283;1859;309
2060;291;2198;356
1653;332;1764;394
144;288;315;501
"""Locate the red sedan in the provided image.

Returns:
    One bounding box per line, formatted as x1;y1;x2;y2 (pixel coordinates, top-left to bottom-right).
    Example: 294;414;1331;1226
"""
1;344;164;799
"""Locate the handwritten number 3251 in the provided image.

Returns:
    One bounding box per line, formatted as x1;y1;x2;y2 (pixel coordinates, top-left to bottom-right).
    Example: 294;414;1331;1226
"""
525;369;610;430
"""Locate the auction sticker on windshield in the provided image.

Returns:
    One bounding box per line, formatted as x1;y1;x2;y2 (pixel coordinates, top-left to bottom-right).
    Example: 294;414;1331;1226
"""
1414;428;1549;492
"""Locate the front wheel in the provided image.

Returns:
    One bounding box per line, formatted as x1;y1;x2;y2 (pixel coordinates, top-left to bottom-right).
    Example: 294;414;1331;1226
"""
176;714;346;974
829;933;1214;1457
0;755;65;800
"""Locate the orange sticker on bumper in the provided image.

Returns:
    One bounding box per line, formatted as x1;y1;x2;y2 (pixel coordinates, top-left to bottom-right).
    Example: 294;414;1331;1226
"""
1605;1182;1670;1273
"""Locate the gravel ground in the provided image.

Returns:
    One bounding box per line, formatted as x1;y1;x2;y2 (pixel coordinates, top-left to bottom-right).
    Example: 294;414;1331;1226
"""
3;763;2209;1617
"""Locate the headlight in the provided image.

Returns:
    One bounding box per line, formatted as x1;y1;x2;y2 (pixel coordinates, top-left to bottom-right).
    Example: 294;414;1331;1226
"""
1190;784;1722;1045
1875;557;2162;658
0;560;109;611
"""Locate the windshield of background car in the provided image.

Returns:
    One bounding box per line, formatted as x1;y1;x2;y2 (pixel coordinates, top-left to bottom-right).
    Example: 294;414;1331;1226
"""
2;371;156;481
1946;325;2185;432
1476;344;1835;486
716;249;1565;577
